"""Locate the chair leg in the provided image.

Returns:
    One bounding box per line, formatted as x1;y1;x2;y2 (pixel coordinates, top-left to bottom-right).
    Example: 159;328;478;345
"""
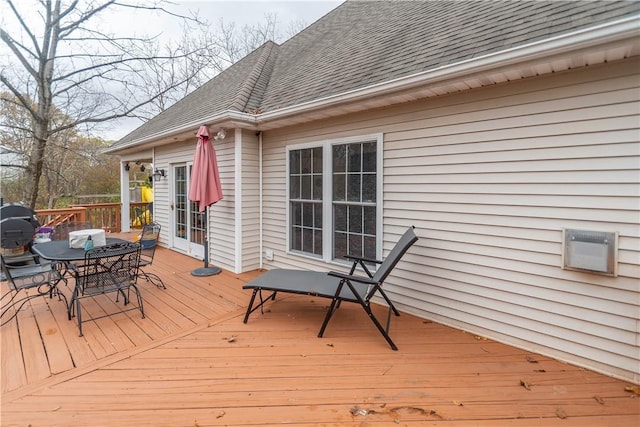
0;290;29;326
318;280;345;338
116;288;129;305
53;286;68;309
319;279;399;351
76;297;83;337
243;289;277;323
68;288;79;320
243;290;259;323
360;302;398;351
139;271;166;289
378;288;401;317
130;284;145;318
1;279;68;326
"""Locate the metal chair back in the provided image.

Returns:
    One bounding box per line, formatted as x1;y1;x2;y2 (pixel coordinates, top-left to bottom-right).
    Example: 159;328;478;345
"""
136;222;166;289
52;221;93;240
69;241;144;336
1;254;66;326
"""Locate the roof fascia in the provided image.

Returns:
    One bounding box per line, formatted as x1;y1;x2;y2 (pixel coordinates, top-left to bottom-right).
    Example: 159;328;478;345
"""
106;110;257;154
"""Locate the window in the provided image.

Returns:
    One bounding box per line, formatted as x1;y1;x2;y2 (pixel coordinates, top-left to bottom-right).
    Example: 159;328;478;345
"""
289;147;323;255
288;135;381;263
332;141;377;260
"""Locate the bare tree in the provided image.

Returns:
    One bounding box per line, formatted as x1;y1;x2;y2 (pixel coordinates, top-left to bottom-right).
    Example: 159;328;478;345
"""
0;0;309;208
137;12;306;117
0;92;115;207
0;0;211;208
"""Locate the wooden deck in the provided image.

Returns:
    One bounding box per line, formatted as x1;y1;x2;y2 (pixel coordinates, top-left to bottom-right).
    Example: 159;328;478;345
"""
1;236;638;426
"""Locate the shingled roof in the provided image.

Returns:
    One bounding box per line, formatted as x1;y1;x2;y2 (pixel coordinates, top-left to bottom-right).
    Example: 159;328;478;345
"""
111;0;639;149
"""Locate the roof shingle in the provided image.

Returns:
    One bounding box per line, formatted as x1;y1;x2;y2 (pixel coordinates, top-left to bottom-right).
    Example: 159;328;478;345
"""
114;0;639;147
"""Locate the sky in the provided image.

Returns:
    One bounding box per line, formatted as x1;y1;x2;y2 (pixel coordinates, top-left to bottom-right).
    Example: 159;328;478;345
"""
103;0;344;139
99;0;343;41
0;0;344;141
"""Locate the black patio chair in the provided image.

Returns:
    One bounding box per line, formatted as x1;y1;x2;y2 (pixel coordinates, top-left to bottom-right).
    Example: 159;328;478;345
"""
1;254;67;326
136;222;166;289
243;226;419;350
68;242;143;336
52;221;93;241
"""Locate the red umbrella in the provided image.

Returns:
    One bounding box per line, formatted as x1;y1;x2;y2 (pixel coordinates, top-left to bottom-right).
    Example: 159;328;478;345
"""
188;125;223;276
188;125;223;211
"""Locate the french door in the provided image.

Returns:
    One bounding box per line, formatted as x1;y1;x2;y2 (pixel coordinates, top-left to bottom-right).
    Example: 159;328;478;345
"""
172;164;205;259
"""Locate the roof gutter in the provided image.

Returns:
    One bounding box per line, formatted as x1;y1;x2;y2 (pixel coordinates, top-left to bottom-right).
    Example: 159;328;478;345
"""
257;15;640;123
106;110;257;153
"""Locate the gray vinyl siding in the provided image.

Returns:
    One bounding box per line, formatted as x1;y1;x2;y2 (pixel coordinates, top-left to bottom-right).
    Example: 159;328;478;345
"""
209;136;236;272
260;146;291;268
260;58;640;382
240;129;261;272
154;141;196;250
154;136;236;272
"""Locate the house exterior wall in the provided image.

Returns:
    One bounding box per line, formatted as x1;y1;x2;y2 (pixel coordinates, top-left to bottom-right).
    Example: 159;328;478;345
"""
240;129;262;272
153;141;193;248
259;58;640;382
153;135;237;272
207;135;236;272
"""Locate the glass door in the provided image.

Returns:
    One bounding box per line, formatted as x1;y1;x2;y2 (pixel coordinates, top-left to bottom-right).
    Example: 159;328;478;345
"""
172;164;205;259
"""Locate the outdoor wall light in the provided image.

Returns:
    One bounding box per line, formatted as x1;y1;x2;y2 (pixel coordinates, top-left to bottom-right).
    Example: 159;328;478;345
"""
124;162;130;171
153;168;166;182
214;128;226;140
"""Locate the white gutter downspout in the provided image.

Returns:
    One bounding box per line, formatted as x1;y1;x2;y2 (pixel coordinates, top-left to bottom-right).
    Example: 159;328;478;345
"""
234;128;242;273
258;131;263;270
120;162;131;232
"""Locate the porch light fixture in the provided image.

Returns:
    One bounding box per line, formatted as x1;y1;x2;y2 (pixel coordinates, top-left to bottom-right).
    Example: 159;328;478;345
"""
214;128;226;140
153;168;166;182
124;162;130;171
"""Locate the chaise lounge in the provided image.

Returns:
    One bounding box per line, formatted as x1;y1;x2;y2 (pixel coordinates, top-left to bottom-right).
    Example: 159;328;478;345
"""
243;226;419;350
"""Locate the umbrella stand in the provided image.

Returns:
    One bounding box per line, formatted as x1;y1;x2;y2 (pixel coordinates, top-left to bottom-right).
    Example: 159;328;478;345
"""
191;207;221;276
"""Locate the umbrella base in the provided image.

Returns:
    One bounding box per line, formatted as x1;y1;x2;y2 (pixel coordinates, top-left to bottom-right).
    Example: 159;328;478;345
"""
191;266;222;276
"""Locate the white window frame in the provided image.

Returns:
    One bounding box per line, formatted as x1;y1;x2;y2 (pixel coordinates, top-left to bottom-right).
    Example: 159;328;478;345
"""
286;133;383;265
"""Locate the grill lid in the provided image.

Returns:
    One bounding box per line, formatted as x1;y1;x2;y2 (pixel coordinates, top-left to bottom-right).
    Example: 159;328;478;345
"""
0;218;36;249
0;205;40;228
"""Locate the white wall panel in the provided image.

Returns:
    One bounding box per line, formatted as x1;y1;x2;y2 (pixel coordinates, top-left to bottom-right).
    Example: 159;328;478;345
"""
260;58;640;382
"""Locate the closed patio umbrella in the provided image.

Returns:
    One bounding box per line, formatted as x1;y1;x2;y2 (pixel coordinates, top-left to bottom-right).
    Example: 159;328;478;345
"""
188;125;223;276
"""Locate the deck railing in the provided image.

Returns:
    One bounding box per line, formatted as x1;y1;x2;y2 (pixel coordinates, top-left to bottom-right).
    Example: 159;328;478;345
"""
36;202;151;232
36;207;88;228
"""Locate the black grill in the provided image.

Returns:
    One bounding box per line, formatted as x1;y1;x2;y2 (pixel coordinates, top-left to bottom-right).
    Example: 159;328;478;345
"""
0;204;41;261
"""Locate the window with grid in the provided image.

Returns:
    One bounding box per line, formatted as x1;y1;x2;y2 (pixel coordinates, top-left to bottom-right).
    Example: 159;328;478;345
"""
332;141;377;261
287;135;380;262
289;147;323;256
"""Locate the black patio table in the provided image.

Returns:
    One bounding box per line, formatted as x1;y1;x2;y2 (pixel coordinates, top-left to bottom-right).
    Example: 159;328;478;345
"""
32;238;128;262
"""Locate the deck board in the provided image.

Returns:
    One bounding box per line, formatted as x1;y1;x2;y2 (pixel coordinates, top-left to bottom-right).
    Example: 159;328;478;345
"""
1;235;638;426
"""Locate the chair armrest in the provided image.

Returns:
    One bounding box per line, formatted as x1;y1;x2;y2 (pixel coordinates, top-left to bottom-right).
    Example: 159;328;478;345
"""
328;270;377;285
343;254;383;264
67;260;99;278
2;257;61;289
2;253;42;266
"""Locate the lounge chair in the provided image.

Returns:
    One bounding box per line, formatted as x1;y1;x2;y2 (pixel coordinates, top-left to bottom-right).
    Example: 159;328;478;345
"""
243;226;418;350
